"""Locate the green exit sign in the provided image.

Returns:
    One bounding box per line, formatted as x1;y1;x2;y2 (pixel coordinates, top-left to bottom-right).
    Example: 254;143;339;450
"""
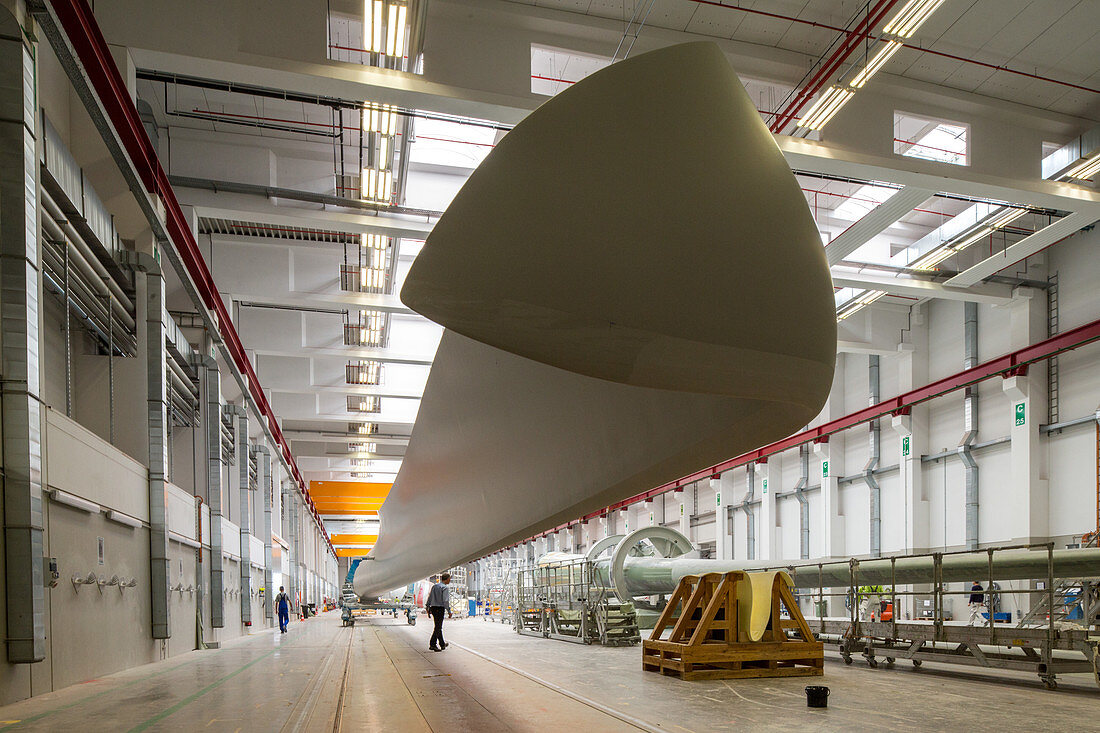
715;492;721;507
1015;402;1026;426
822;460;830;478
762;478;768;494
680;503;684;516
901;435;910;457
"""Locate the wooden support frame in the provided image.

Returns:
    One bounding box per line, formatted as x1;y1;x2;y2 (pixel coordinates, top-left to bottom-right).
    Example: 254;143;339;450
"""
642;571;823;681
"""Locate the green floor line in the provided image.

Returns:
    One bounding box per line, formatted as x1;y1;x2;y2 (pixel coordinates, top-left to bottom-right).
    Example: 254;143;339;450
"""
0;627;299;729
125;648;279;733
0;654;201;729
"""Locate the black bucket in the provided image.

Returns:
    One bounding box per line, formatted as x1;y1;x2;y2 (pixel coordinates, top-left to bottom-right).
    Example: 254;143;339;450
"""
805;685;829;708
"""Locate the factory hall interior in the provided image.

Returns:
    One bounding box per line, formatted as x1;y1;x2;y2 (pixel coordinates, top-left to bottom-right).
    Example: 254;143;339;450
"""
2;0;1100;730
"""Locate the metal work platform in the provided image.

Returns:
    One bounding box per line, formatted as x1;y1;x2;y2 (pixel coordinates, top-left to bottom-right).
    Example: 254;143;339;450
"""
516;556;640;646
773;542;1100;690
810;618;1098;689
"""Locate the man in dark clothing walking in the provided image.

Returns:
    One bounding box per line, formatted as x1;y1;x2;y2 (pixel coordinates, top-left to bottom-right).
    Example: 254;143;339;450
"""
276;586;291;633
426;572;453;651
968;581;986;626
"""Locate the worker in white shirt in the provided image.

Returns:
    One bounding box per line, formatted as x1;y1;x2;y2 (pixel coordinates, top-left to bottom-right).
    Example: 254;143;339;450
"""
426;572;453;651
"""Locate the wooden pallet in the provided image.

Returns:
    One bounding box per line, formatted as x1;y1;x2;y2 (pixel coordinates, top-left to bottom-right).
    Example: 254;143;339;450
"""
641;571;823;681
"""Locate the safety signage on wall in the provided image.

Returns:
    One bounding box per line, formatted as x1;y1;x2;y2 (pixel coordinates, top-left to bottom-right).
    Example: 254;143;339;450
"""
715;492;721;507
1015;402;1026;426
680;503;684;516
762;478;768;494
822;460;829;478
901;435;910;457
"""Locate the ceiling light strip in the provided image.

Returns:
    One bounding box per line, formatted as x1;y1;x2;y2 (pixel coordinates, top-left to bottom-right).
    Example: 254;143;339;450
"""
849;41;904;88
883;0;947;38
798;86;854;131
1065;153;1100;180
796;1;948;132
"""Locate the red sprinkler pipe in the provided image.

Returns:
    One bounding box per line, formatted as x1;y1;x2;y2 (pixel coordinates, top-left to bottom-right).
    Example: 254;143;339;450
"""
492;315;1100;554
686;0;1100;98
770;0;902;134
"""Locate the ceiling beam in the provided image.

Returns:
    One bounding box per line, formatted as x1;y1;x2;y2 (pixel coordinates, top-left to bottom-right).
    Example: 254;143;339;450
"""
946;212;1096;287
836;340;900;356
178;186;435;238
280;413;418;427
269;384;424;399
831;270;1015;304
128;47;535;125
252;346;434;365
824;186;935;265
232;292;417;316
285;431;411;444
779;136;1100;215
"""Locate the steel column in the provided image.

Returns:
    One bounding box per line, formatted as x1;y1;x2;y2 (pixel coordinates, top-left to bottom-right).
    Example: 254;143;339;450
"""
288;482;300;612
0;11;46;662
125;252;171;638
742;463;756;560
866;355;882;558
195;355;225;628
794;444;810;559
255;446;273;622
233;407;251;623
961;302;980;550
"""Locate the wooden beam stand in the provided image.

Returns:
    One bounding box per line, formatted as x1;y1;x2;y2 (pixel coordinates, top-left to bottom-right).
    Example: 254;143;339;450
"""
642;571;823;681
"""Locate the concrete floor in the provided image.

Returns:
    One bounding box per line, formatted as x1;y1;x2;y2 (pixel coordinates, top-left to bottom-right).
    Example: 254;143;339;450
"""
0;613;1095;731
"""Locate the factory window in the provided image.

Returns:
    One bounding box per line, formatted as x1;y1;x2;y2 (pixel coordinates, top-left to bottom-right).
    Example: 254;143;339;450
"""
530;45;610;96
894;112;968;166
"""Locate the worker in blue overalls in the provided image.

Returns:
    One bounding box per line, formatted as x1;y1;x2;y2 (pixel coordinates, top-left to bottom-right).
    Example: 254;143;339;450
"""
276;586;291;633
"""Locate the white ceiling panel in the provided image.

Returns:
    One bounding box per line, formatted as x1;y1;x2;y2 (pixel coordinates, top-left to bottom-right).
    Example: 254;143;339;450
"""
643;0;699;31
937;0;1031;51
731;13;790;48
535;0;593;14
979;2;1076;59
939;62;998;93
1006;4;1099;72
683;4;745;39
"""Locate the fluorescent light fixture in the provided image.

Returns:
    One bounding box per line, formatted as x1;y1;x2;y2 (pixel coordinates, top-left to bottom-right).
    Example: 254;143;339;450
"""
911;206;1028;270
347;360;384;385
359;168;392;205
348;395;382;413
49;489;99;514
386;4;399;56
395;4;408;57
910;245;956;270
797;86;854;131
883;0;947;38
836;289;886;321
367;0;384;53
986;207;1027;230
363;104;399;136
351;422;379;435
849;41;903;88
106;510;142;529
1065;153;1100;180
170;532;201;549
